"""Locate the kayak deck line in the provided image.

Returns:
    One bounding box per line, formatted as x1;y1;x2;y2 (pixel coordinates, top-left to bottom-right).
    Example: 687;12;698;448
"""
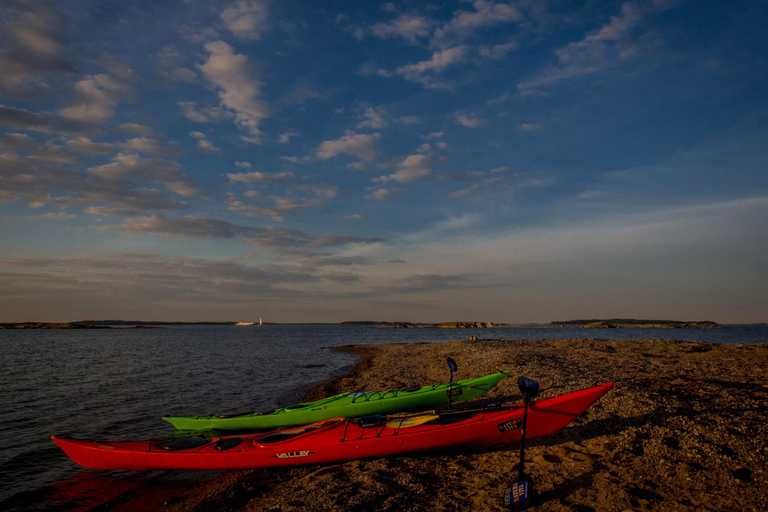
53;382;613;471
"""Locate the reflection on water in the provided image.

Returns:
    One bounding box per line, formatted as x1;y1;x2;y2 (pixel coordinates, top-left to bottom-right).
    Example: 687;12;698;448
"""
0;323;764;510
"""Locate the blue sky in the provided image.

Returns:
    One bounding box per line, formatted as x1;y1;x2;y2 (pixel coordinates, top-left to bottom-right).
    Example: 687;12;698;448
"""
1;0;766;323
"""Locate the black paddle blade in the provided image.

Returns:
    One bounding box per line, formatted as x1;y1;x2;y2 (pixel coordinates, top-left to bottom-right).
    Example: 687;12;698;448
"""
503;474;534;509
517;377;539;399
447;357;458;373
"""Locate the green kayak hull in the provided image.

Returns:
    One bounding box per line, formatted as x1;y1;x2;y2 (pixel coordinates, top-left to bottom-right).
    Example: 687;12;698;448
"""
163;370;508;431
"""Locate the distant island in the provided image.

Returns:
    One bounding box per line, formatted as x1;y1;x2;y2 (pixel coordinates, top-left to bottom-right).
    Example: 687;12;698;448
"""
342;321;535;328
551;319;722;328
0;320;237;329
2;319;722;329
342;319;722;329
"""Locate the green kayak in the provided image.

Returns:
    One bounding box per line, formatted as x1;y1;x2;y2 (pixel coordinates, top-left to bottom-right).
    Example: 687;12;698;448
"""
163;370;508;431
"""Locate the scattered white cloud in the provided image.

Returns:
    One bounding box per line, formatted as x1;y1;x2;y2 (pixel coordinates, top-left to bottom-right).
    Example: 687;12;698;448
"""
316;132;381;161
395;46;470;88
370;14;435;44
227;171;294;184
57;72;134;123
0;3;74;99
366;188;400;201
518;2;652;91
220;0;270;40
116;123;164;138
357;106;388;129
178;102;234;123
375;154;433;183
198;40;271;143
431;1;524;48
278;131;299;144
479;40;518;60
454;111;485;128
155;45;197;83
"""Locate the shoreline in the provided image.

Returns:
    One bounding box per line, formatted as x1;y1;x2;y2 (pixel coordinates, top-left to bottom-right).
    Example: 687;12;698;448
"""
92;338;766;511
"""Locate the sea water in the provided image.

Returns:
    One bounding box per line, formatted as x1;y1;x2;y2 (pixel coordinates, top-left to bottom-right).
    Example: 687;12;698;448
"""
0;323;765;510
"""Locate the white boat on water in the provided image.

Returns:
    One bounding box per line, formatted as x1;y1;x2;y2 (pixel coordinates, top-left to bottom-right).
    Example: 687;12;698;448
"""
236;321;254;326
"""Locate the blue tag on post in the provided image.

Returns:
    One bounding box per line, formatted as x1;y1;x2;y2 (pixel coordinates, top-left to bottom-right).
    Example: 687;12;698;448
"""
510;480;528;503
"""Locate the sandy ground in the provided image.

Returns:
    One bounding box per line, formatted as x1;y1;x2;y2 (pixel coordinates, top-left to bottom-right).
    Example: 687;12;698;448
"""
102;337;767;512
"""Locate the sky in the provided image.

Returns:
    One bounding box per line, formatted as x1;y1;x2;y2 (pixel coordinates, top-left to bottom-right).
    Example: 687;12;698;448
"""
0;0;766;324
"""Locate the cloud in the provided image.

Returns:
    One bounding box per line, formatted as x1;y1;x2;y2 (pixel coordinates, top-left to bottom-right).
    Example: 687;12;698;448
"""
479;40;518;60
155;45;197;83
395;46;470;88
278;131;299;144
0;3;75;99
375;154;433;183
227;171;294;184
0;105;103;135
85;153;201;198
177;102;235;123
518;123;542;131
101;215;384;251
454;111;485;128
57;70;136;124
25;212;75;220
227;195;324;222
279;79;329;105
65;137;181;157
357;106;389;129
116;123;164;138
518;2;651;91
431;1;523;48
370;14;435;44
296;183;341;198
316;132;381;161
366;188;401;201
220;0;270;40
0;132;38;152
198;41;271;143
0;252;371;315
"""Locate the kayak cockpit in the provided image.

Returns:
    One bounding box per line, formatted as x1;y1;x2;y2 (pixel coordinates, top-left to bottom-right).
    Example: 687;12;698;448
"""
255;419;343;445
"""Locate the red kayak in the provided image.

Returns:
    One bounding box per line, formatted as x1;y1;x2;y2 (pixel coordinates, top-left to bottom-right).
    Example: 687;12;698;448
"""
52;383;612;471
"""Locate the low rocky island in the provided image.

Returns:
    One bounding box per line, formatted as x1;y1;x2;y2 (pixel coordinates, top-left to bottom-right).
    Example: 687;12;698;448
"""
342;319;723;329
555;319;722;328
0;322;111;329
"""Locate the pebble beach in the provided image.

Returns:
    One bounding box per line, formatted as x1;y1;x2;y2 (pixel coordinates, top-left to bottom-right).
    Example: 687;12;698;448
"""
102;337;767;511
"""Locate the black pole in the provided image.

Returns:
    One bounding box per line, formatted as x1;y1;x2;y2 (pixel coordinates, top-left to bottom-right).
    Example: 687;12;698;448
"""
447;357;457;410
504;376;539;509
519;392;530;478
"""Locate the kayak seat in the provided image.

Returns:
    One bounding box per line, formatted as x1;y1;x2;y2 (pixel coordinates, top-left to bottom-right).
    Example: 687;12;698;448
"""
398;386;421;393
256;419;343;445
156;438;211;451
215;438;243;451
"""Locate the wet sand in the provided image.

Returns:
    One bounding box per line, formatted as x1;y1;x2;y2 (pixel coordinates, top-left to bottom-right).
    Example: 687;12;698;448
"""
115;338;766;511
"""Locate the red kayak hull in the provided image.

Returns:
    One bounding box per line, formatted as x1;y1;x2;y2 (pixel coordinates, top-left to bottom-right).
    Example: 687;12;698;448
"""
52;383;612;471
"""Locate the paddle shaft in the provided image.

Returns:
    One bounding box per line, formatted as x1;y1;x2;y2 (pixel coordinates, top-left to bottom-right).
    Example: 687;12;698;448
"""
519;393;530;477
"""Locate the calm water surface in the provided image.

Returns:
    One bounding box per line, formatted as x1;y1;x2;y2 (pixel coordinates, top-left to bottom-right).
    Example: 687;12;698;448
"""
0;324;765;510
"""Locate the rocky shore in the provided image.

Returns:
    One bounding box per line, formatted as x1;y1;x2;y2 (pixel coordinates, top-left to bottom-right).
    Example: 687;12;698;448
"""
100;337;765;511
